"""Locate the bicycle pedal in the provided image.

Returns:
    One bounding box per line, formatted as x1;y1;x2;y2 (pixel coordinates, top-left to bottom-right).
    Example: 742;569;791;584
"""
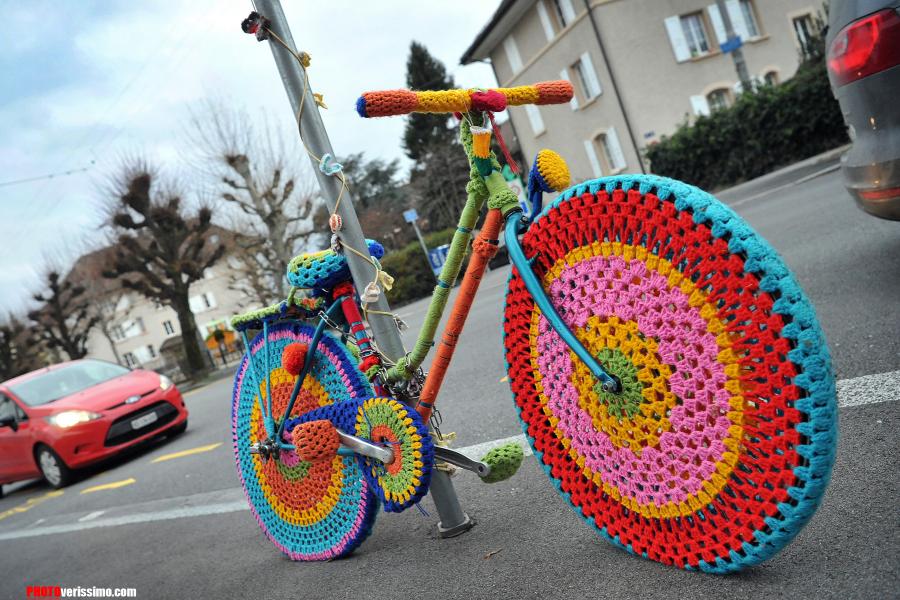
479;442;524;483
292;419;340;462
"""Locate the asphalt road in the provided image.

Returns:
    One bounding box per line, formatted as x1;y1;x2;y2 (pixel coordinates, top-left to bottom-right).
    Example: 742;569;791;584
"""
1;167;898;600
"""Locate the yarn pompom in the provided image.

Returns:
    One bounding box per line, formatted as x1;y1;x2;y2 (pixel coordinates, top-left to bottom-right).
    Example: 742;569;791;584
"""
281;342;309;376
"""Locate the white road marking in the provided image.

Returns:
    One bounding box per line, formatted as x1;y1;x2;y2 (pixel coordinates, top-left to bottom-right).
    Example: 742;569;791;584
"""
0;369;895;541
78;511;106;522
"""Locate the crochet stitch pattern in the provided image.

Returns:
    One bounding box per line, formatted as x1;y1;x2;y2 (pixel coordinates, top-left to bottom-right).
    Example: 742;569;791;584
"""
503;174;836;573
287;239;384;290
355;397;435;513
232;321;378;560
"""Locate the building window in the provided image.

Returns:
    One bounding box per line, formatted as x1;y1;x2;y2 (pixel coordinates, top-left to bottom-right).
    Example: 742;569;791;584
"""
525;104;545;135
739;0;760;38
707;88;732;112
147;345;156;359
111;324;126;342
681;13;711;57
552;0;576;29
123;352;138;368
163;320;175;335
764;70;779;86
792;14;816;57
503;36;523;73
572;53;602;102
584;127;627;177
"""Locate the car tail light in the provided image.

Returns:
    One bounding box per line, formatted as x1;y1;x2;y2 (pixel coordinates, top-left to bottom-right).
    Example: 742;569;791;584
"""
859;186;900;200
828;9;900;87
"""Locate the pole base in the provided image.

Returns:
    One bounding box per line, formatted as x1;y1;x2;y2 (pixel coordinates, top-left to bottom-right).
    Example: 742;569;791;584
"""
437;513;475;538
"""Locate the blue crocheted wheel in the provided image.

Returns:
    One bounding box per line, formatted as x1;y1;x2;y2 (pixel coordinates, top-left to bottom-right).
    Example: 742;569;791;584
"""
287;240;384;289
232;321;378;560
503;174;837;573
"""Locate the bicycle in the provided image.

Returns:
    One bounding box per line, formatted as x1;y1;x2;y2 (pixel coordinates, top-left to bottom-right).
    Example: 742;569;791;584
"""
230;79;837;573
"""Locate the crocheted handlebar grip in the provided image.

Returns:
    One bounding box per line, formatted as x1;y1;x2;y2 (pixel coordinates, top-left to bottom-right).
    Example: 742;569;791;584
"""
356;81;574;118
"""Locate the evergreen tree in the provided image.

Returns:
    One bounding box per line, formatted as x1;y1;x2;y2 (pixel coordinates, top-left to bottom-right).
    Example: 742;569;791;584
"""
403;41;456;162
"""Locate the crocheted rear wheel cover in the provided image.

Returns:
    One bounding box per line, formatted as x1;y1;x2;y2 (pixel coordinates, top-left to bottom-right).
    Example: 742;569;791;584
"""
355;397;435;513
232;321;378;560
503;175;836;573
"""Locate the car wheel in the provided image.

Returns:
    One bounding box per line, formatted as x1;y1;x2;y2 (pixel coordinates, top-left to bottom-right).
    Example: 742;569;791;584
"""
169;420;188;437
35;445;74;489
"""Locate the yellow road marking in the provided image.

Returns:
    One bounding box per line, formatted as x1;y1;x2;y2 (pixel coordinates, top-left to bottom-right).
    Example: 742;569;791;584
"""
500;376;509;383
0;490;64;521
80;478;135;495
151;442;222;464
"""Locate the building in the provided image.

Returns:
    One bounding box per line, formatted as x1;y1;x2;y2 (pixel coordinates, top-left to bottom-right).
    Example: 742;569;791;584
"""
71;244;248;374
462;0;825;180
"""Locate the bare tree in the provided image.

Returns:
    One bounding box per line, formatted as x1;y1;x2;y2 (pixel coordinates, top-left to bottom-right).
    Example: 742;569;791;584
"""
186;102;326;305
28;265;100;361
103;162;225;376
0;314;43;379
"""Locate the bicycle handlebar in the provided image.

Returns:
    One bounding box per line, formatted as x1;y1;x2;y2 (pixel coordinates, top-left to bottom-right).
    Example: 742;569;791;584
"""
356;81;573;118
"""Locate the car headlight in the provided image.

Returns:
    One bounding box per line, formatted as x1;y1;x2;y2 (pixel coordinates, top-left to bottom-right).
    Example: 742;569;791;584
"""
46;410;102;428
159;374;174;391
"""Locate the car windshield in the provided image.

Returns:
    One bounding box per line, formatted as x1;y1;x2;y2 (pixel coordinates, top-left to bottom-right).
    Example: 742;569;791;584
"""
7;360;131;406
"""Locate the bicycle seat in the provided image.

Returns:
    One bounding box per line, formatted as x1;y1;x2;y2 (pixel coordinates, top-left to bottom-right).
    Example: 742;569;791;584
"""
286;239;384;290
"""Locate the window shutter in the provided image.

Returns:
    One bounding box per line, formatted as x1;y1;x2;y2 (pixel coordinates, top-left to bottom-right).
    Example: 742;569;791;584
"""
725;0;751;40
504;36;523;73
204;292;217;309
560;69;579;110
584;140;603;177
690;95;711;116
525;104;545;135
558;0;577;25
664;16;691;62
707;4;727;44
189;295;204;313
580;52;602;98
537;1;555;41
606;127;627;170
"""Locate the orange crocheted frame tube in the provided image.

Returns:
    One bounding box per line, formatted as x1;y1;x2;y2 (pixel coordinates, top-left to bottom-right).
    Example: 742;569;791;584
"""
416;209;503;422
357;81;574;118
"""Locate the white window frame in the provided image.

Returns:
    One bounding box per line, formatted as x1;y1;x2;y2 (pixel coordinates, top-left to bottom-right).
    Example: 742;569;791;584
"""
525;104;545;136
537;1;556;41
691;95;711;116
503;36;523;74
584;140;603;178
707;88;732;112
573;52;602;101
602;127;627;172
681;13;711;57
553;0;576;28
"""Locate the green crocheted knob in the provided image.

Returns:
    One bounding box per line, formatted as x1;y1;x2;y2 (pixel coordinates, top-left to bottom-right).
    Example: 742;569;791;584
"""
480;442;524;483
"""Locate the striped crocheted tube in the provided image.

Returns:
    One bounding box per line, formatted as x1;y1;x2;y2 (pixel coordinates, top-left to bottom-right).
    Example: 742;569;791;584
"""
356;81;574;118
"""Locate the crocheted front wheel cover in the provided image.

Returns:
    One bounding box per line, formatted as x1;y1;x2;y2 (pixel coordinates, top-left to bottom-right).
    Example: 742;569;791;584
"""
232;321;378;560
503;175;837;573
355;397;435;513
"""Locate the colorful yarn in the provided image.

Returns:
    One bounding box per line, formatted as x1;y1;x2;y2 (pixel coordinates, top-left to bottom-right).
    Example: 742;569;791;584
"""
281;342;308;376
287;239;384;290
356;81;573;118
533;149;571;193
503;175;836;573
292;419;341;463
480;442;524;483
230;295;326;331
354;397;434;513
232;321;378;560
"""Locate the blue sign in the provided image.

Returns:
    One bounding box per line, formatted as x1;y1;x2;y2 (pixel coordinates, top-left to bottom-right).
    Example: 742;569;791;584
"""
720;36;743;53
403;208;418;223
428;244;450;276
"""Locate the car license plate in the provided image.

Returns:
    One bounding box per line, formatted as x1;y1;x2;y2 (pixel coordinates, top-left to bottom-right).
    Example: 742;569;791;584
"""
131;412;158;430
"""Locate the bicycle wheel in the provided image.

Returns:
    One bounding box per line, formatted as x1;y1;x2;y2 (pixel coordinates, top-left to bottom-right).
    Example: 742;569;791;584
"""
503;174;836;573
232;321;378;560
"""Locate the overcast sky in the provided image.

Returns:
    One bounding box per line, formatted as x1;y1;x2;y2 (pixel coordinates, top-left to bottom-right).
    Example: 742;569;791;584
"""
0;0;501;314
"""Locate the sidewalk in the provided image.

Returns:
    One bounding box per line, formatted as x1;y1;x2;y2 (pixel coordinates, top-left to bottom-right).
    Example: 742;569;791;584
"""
714;144;848;205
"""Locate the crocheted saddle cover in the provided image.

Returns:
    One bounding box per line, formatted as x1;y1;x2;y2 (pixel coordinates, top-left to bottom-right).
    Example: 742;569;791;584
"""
232;321;378;560
287;239;384;290
503;174;837;573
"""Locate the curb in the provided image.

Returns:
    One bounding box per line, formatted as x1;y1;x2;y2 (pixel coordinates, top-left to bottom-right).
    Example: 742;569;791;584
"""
715;144;849;197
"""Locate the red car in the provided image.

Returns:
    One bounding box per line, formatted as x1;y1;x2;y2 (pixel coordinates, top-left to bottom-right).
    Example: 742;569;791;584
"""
0;359;188;493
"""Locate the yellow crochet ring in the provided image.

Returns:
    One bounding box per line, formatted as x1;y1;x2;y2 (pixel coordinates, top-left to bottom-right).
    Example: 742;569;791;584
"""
536;149;571;192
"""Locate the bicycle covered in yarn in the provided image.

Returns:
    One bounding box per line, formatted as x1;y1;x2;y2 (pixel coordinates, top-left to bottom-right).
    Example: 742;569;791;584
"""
230;80;837;572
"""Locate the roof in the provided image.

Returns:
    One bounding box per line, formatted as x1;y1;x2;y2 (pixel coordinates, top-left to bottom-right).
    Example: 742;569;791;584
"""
461;0;533;65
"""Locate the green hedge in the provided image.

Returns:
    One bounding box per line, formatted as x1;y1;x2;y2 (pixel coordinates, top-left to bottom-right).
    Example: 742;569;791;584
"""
644;60;847;191
380;227;464;306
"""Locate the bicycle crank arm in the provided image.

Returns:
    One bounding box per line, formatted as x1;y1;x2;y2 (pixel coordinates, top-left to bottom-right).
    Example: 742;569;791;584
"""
336;430;395;465
434;446;491;478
